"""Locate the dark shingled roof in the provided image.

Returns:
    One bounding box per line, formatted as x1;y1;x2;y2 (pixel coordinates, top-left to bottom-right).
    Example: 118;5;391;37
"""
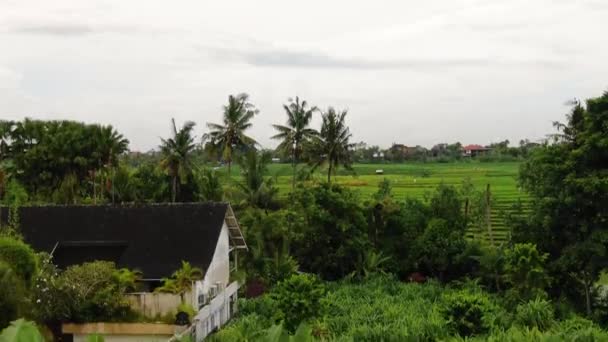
0;203;229;279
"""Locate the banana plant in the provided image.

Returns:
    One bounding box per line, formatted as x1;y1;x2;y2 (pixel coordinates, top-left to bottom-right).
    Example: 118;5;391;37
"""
0;319;43;342
261;323;315;342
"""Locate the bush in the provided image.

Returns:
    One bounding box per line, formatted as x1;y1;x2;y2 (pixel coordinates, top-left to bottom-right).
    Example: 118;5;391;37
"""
0;319;43;342
63;261;137;322
34;261;137;323
440;291;491;337
412;218;467;281
176;303;196;322
288;183;370;280
0;261;23;329
503;243;550;304
555;316;596;334
270;273;327;332
30;253;72;323
0;236;38;288
86;334;105;342
240;209;299;286
514;298;554;331
239;295;278;322
213;278;608;341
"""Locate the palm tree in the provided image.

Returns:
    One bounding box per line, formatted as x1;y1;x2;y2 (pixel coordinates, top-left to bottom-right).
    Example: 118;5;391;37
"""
237;150;278;209
156;261;204;303
310;107;354;183
196;168;223;202
271;96;318;188
160;119;197;202
93;125;129;203
207;93;258;175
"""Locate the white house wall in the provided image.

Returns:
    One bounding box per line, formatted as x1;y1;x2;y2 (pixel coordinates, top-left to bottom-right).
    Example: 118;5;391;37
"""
198;221;230;297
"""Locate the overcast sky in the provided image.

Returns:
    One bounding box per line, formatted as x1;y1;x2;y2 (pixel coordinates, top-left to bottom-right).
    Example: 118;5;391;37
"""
1;0;607;151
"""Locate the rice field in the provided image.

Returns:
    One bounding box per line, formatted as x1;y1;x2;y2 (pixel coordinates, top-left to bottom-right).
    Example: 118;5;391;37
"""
257;161;529;244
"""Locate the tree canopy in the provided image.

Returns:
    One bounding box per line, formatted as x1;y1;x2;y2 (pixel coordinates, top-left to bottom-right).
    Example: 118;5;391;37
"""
516;91;608;315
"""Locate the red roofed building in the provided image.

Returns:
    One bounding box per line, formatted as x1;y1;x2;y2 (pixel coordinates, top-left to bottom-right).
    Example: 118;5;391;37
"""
462;144;491;157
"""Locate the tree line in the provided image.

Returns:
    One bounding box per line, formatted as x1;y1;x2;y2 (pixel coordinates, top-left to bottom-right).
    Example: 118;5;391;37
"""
0;93;356;204
1;89;607;329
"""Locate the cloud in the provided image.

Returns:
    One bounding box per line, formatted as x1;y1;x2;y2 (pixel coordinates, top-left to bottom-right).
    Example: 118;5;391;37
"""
206;46;565;70
13;23;94;36
9;22;146;36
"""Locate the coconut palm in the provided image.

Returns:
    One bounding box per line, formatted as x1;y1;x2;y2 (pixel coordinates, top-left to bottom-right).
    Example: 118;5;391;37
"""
207;93;258;175
271;96;318;188
196;168;223;202
237;150;278;209
160;119;197;202
156;261;204;303
92;125;129;203
309;107;354;183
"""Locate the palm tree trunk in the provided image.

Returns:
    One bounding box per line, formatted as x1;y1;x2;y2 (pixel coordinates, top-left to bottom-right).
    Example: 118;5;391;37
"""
327;163;332;184
111;168;115;204
172;176;177;203
92;170;97;205
292;150;296;189
584;278;592;317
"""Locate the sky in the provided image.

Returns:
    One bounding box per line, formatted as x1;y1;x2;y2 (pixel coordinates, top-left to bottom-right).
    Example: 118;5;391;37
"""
0;0;607;151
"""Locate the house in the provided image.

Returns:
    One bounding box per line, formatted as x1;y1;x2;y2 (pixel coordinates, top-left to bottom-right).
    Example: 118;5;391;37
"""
1;202;246;340
431;143;449;157
462;144;491;157
389;144;426;161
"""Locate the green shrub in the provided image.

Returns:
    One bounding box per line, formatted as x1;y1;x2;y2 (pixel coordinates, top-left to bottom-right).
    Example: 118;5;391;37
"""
214;278;608;341
30;253;72;323
176;303;196;322
288;183;370;280
270;273;327;332
86;334;105;342
62;261;137;322
0;236;37;288
0;262;23;329
207;314;269;341
260;323;314;342
440;291;491;337
34;260;138;323
514;298;554;331
503;243;550;304
239;296;278;324
0;319;43;342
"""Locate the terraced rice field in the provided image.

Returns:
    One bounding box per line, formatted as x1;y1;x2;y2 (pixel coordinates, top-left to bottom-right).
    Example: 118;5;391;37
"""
259;161;529;244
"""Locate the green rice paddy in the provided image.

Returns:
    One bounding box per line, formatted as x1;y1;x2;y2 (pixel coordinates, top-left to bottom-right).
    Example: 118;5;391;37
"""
255;161;528;244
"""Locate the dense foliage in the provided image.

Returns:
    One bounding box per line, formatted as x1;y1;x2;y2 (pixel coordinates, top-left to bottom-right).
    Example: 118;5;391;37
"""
0;236;37;288
33;260;138;323
0;119;127;203
0;319;44;342
0;261;23;329
288;183;369;280
213;276;608;341
2;89;608;341
270;274;327;332
516;91;608;316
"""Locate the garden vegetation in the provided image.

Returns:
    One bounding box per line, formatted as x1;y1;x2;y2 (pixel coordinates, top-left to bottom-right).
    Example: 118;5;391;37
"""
1;90;608;340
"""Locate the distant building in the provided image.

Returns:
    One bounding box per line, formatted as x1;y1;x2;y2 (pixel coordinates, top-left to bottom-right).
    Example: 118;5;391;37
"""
462;144;491;157
431;143;449;157
390;144;426;160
